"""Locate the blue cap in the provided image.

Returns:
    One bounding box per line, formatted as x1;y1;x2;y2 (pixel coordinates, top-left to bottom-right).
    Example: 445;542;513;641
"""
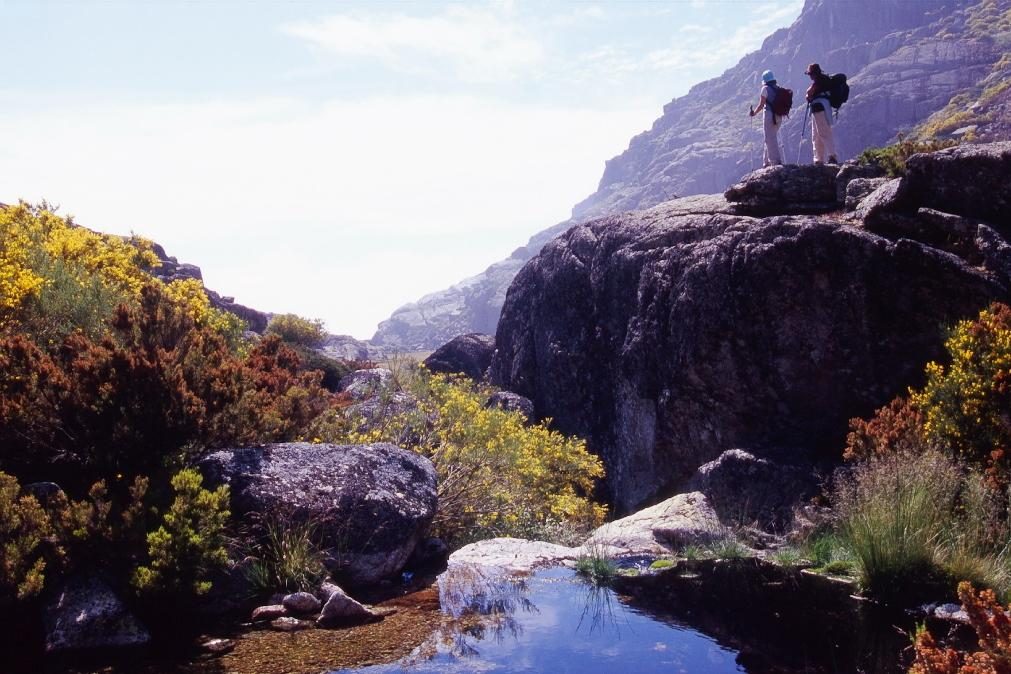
762;70;776;83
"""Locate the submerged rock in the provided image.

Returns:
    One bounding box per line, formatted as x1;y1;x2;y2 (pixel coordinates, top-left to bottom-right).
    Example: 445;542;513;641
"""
200;443;438;585
251;605;288;622
584;492;721;556
44;576;150;653
422;333;495;380
270;617;313;632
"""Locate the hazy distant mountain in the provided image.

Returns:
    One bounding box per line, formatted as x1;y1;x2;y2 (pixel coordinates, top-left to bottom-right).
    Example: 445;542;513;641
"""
372;0;1011;351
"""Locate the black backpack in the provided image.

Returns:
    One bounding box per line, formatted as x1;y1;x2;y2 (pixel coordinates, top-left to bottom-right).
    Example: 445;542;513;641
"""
828;73;850;110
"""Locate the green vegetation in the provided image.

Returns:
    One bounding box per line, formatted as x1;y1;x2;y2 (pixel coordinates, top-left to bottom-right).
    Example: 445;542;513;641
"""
649;558;676;570
266;313;327;348
132;469;230;597
0;472;51;601
311;368;606;546
709;537;748;561
857;137;958;176
245;516;327;594
770;547;803;567
575;545;617;586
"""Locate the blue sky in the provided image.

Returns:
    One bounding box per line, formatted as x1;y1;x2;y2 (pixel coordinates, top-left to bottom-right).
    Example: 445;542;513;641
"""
0;0;803;338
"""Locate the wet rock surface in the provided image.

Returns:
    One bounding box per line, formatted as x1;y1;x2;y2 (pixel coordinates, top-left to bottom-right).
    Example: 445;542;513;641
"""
200;443;438;585
422;333;495;380
43;576;150;653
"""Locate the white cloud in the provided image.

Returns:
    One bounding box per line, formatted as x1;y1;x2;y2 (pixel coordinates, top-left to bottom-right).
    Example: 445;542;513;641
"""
281;7;544;83
0;93;651;338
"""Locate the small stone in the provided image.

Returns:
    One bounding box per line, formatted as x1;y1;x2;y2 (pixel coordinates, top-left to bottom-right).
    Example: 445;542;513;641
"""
200;638;236;655
282;591;321;614
316;585;377;627
270;617;313;632
251;604;288;622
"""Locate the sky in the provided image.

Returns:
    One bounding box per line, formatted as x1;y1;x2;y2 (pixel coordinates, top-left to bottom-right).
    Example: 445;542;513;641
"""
0;0;803;339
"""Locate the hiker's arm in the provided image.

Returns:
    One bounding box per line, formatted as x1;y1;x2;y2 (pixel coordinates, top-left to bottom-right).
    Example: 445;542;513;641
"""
751;94;767;116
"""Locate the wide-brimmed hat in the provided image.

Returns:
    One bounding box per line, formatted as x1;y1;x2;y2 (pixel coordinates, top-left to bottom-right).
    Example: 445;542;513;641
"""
805;63;822;75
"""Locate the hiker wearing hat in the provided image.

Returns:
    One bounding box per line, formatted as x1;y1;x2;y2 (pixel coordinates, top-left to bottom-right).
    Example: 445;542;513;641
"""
805;63;838;164
749;69;783;167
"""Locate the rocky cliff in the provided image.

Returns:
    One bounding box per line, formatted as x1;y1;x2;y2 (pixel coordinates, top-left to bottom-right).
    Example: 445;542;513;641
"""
491;143;1011;514
374;0;1011;350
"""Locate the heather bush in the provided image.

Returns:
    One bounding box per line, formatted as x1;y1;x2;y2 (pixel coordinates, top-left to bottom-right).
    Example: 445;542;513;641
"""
266;313;327;348
845;396;929;462
132;468;229;597
857;137;959;177
909;581;1011;674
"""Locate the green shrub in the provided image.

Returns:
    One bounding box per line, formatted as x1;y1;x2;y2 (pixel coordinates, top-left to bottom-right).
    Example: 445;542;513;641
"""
649;558;675;570
679;544;706;561
132;469;229;597
857;138;958;177
245;516;326;594
0;472;51;601
266;313;327;348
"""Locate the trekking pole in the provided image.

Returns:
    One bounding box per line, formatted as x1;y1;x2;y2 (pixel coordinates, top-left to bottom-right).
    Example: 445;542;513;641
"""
750;106;757;170
797;104;809;164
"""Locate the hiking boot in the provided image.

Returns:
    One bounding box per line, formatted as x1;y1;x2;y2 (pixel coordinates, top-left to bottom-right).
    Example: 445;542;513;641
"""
828;155;838;164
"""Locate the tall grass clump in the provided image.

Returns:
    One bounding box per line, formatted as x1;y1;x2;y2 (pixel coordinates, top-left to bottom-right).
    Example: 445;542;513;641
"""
575;544;617;586
245;515;327;595
834;451;1010;601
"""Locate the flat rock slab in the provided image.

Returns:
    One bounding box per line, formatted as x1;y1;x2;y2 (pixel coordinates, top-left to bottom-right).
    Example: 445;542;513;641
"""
447;538;580;574
584;492;721;556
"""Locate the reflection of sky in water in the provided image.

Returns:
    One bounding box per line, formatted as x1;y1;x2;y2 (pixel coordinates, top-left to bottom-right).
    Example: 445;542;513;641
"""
330;566;743;674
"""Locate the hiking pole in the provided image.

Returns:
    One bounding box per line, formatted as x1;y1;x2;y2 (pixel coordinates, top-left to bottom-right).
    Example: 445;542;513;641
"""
797;104;809;164
749;106;757;170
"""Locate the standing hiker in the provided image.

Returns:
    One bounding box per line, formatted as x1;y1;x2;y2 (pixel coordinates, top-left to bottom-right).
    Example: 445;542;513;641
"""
749;69;787;167
805;63;838;164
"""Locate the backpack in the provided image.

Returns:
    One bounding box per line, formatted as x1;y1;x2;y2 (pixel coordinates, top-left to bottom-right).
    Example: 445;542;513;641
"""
770;84;794;117
828;73;850;110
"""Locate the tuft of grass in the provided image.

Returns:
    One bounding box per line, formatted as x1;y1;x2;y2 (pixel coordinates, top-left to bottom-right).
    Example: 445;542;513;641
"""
245;516;327;595
575;545;617;586
818;560;857;576
770;547;803;567
710;537;748;560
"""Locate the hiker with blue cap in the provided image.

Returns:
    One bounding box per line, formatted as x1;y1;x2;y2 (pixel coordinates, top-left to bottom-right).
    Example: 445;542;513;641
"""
749;69;791;167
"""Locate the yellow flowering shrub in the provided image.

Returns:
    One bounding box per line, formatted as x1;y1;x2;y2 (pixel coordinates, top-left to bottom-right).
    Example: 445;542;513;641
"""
160;278;247;347
310;371;606;544
0;202;159;336
911;303;1011;488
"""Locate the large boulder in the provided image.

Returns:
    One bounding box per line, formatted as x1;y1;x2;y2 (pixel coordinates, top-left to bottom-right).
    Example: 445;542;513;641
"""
200;443;438;585
903;141;1011;230
338;368;394;400
491;201;1002;513
687;449;818;531
724;164;842;215
583;492;721;556
44;576;150;653
422;333;496;380
447;538;580;574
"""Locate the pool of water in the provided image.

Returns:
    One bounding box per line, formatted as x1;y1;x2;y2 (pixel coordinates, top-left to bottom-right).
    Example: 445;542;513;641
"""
332;565;746;674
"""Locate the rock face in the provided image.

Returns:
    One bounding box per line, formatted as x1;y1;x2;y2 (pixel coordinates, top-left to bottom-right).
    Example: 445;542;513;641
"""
724;164;842;216
422;333;496;380
490;197;1003;513
584;492;721;556
339;368;394;400
373;0;1011;350
44;577;150;653
200;443;438;585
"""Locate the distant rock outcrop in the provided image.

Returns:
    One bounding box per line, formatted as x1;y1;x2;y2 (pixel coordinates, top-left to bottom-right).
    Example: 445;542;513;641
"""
375;0;1010;349
491;186;1004;513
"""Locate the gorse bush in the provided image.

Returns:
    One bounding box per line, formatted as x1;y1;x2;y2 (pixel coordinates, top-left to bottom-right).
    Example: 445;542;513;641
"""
133;468;230;597
266;313;327;348
912;303;1011;490
311;370;606;545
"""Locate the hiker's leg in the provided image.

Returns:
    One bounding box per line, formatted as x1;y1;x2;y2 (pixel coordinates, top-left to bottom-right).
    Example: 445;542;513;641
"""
812;111;829;163
823;123;838;162
764;115;782;165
